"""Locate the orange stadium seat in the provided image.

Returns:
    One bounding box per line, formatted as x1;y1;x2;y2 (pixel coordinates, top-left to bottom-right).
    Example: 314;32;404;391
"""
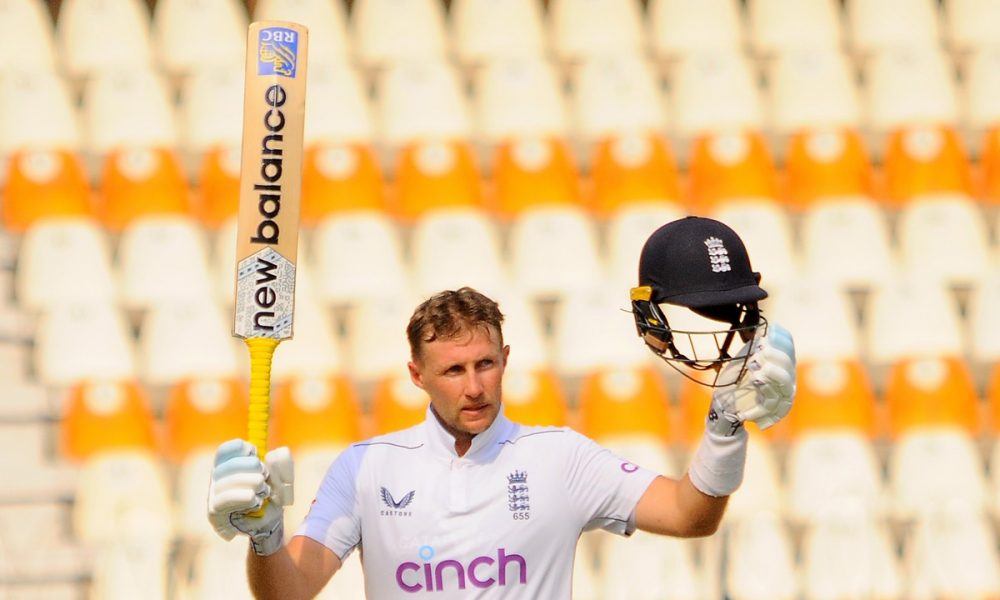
882;124;973;206
977;124;1000;204
271;375;362;450
492;137;583;217
783;128;873;209
98;147;192;231
370;370;430;436
2;150;93;232
577;366;671;443
394;140;485;221
990;363;1000;434
687;130;779;211
163;378;246;462
885;356;979;438
301;143;387;225
590;132;682;217
61;380;158;462
195;146;240;229
790;359;878;437
501;368;569;427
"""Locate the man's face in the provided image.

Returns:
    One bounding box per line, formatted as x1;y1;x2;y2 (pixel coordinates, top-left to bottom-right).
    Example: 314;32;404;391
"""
408;325;509;445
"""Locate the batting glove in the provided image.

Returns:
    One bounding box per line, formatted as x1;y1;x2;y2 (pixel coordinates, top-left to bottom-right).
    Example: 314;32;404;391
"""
207;439;294;556
708;323;796;435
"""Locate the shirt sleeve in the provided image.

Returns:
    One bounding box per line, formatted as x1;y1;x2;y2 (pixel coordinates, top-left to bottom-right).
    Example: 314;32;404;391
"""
562;430;659;537
295;446;364;561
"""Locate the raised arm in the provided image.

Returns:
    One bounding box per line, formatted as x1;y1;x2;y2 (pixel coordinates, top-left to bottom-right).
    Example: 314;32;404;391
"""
635;324;796;537
207;439;344;600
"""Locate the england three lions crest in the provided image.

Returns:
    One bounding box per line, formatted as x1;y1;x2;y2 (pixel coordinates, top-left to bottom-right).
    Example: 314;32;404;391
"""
507;470;530;516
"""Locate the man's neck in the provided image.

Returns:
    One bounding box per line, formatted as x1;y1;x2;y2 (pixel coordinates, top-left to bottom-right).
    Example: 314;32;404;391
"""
430;406;475;457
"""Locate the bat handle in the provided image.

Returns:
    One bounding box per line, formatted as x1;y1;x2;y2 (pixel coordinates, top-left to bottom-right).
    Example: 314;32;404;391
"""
246;336;280;518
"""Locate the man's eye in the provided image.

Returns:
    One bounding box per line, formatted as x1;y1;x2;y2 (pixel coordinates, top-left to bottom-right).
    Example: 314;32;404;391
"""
478;360;494;369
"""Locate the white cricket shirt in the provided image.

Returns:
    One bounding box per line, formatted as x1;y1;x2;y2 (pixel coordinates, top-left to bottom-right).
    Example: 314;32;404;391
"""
297;406;658;599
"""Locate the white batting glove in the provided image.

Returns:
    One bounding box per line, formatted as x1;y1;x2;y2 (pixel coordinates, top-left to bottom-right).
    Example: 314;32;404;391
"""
708;323;796;435
207;439;295;556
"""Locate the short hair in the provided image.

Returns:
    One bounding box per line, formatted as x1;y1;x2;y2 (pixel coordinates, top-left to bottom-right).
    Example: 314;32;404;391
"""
406;287;505;359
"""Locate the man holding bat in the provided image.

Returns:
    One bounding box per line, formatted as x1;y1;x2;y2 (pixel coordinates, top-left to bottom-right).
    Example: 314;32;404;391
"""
208;216;797;599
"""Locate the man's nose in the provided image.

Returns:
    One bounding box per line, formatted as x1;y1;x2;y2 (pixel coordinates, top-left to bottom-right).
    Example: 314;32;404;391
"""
465;371;484;397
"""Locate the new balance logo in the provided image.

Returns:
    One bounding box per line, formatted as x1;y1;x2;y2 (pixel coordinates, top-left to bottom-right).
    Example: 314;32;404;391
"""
704;236;731;273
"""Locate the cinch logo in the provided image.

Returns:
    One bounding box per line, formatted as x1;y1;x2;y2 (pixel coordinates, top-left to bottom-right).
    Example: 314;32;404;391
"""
395;547;527;592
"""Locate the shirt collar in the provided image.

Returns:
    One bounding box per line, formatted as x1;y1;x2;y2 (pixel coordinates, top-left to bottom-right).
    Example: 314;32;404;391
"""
423;403;512;462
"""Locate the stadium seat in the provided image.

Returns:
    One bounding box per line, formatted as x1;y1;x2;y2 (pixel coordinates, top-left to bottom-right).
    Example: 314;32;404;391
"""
301;142;386;226
254;0;351;67
165;377;246;538
177;63;244;159
551;287;652;376
2;150;93;233
409;208;509;298
490;290;550;372
548;0;645;63
272;376;363;521
500;368;568;427
590;132;682;217
800;506;903;600
882;124;973;205
304;63;375;145
137;299;240;385
782;128;873;208
164;378;246;463
375;60;472;148
647;0;744;60
900;508;1000;599
885;356;987;517
195;146;241;229
182;536;255;600
896;193;992;287
945;0;1000;53
766;278;861;361
577;366;671;443
313;211;409;308
785;359;886;522
862;275;965;365
451;0;546;66
765;51;862;136
99;147;191;231
269;271;344;382
491;136;582;215
56;0;154;79
61;380;157;462
968;269;1000;364
747;0;843;56
343;293;418;381
15;217;116;311
723;511;799;600
845;0;942;54
0;0;59;72
570;54;667;144
117;215;215;310
960;47;1000;132
605;202;686;289
82;67;178;157
0;501;86;591
671;52;764;139
863;47;959;135
979;124;1000;203
151;0;245;78
0;70;81;157
473;57;571;144
687;130;778;211
394;139;485;221
353;0;447;68
370;368;430;435
34;304;136;386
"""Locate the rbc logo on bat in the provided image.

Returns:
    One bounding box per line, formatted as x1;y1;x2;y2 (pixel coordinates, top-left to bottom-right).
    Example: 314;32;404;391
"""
257;27;298;77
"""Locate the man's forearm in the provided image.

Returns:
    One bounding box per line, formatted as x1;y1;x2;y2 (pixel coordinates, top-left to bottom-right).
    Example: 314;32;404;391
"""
247;544;313;600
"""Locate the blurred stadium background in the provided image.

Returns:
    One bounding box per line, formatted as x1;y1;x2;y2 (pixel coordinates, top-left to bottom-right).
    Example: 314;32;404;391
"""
2;0;1000;598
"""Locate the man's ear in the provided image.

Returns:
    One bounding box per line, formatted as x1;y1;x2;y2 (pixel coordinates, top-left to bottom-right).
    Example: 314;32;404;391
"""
408;360;424;389
502;345;510;367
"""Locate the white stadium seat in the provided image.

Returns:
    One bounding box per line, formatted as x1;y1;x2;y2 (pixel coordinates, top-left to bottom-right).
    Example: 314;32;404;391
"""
81;67;178;156
798;196;895;290
452;0;546;66
748;0;843;56
353;0;448;68
846;0;942;54
671;51;764;138
0;0;59;73
376;60;472;148
305;63;375;145
648;0;744;60
474;56;571;143
34;304;136;385
178;62;245;157
945;0;1000;53
409;208;510;298
570;54;668;143
254;0;351;67
0;70;81;156
117;216;215;310
549;0;646;62
766;277;862;362
766;49;862;134
151;0;245;77
137;299;240;385
863;275;965;364
863;47;959;133
56;0;154;79
896;193;993;287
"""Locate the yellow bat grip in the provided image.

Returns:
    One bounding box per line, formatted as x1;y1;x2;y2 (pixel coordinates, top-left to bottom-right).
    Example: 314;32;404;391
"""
246;336;280;517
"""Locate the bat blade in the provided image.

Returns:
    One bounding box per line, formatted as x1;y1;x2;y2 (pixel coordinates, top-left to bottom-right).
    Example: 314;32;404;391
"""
234;21;308;342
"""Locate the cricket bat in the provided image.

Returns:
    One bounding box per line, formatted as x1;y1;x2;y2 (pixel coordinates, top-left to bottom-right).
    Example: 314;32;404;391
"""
233;21;308;495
